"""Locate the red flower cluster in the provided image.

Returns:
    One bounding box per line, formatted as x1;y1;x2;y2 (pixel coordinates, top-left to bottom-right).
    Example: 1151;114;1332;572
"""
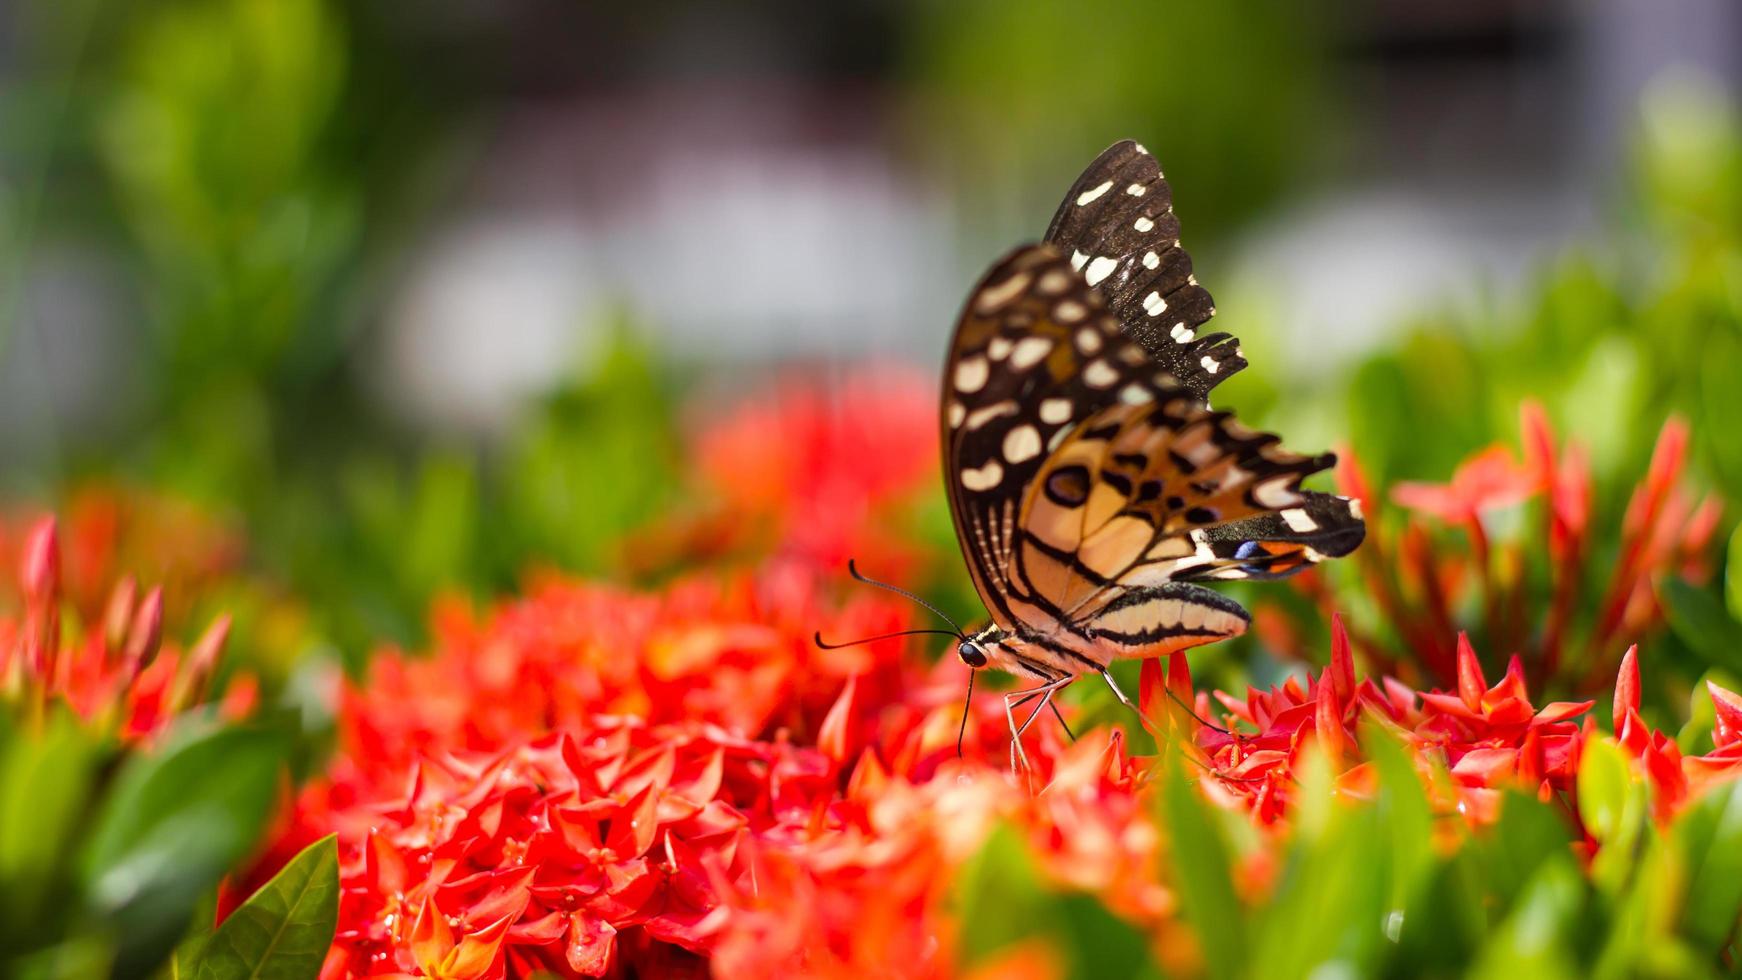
1322;405;1721;690
630;367;939;578
271;560;1188;979
1;484;244;629
1162;617;1742;832
0;516;253;739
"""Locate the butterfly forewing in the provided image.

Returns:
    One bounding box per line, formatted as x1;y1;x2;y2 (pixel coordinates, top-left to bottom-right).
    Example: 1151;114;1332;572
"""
944;242;1363;665
1043;140;1243;401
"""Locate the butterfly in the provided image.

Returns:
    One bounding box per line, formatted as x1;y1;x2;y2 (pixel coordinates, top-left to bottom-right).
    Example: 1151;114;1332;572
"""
941;140;1365;769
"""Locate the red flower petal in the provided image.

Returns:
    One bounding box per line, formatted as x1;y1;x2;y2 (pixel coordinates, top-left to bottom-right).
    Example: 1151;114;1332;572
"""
1709;681;1742;749
1613;645;1640;734
1456;633;1486;712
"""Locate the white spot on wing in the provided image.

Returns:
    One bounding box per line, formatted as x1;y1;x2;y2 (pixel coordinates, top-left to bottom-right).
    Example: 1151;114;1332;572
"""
961;460;1004;491
1036;270;1072;296
1171;322;1194;344
1253;476;1303;509
948;401;965;428
1085;256;1118;288
1003;425;1042;463
1119;383;1151;405
1282;508;1318;532
1039;398;1072;424
1083;359;1118;388
1126;183;1146;197
1134;216;1154;233
1075;328;1102;354
1053;299;1087;323
954;355;989;392
1071;250;1089;271
1142;251;1160;270
965;401;1018;430
988;336;1012;360
1142;292;1166;317
1009;336;1053;370
1076;180;1114;206
974;273;1032;313
1347;497;1365;520
1201;356;1220;375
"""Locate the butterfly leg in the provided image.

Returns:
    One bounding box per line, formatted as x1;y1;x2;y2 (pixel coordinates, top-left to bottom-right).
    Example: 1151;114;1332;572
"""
1003;675;1073;774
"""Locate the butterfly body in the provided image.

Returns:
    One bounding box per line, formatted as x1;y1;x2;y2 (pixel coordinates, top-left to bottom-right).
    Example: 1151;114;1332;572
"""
940;143;1364;763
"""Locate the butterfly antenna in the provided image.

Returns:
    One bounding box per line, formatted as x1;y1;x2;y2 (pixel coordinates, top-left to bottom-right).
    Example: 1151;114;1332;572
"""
956;667;977;758
846;559;965;635
815;628;965;650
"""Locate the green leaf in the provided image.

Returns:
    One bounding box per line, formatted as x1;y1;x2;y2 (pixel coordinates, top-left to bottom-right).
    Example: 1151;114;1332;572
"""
1727;524;1742;623
0;711;103;953
1249;745;1393;979
1472;791;1576;909
1577;738;1634;844
1671;781;1742;951
81;724;288;977
184;835;337;980
1360;722;1436;915
954;825;1158;980
1663;578;1742;674
1577;738;1648;897
1160;756;1246;980
1467;856;1585;980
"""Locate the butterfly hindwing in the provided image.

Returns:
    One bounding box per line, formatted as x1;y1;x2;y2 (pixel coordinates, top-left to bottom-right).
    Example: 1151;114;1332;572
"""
1043;140;1243;401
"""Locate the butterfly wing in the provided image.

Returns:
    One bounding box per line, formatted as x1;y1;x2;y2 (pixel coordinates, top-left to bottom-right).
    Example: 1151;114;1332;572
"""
1043;140;1243;401
943;243;1362;661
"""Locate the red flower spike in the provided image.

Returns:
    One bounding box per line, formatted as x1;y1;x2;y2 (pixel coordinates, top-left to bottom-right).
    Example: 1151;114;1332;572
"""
1313;669;1346;762
1138;658;1166;728
1520;401;1556;486
121;586;165;676
1455;634;1486;712
1709;682;1742;748
1614;645;1640;735
1329;614;1355;706
817;675;858;765
102;576;139;652
21;516;60;605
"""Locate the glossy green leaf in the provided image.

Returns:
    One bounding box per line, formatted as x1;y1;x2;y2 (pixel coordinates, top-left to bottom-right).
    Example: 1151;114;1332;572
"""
1467;856;1584;980
183;835;337;980
1577;738;1634;844
1251;746;1392;979
0;712;103;954
1160;756;1246;980
1727;524;1742;623
1578;738;1648;897
1472;791;1576;909
81;725;288;977
1361;722;1436;915
954;824;1158;980
1663;578;1742;674
1672;781;1742;951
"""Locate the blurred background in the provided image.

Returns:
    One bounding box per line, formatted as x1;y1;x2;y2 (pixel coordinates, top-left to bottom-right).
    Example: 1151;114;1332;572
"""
3;0;1741;666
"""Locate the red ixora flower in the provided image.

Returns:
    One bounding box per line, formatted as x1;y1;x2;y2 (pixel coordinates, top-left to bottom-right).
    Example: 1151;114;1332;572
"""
1319;405;1721;691
627;366;939;578
1155;615;1742;830
0;516;252;739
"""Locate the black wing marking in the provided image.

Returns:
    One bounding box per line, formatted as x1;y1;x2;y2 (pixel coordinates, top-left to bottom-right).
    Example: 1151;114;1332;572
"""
1043;139;1244;401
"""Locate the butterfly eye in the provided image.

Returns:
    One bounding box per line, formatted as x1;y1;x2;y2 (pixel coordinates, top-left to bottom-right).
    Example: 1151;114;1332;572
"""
957;641;988;668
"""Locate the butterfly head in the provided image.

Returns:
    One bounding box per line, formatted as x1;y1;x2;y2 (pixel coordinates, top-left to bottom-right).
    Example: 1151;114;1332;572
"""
956;626;1007;670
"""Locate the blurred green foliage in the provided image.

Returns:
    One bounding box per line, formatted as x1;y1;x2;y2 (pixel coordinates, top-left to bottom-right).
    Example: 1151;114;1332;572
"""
956;731;1742;979
0;714;291;979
